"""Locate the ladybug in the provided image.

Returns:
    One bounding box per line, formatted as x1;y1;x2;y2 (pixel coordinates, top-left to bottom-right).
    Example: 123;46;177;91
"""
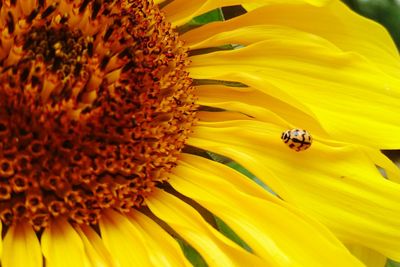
281;128;312;152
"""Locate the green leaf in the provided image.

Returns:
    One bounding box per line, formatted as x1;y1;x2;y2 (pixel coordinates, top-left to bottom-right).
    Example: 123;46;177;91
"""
207;151;232;164
190;8;224;25
177;8;224;34
177;239;208;267
386;259;400;267
214;216;253;252
226;161;277;195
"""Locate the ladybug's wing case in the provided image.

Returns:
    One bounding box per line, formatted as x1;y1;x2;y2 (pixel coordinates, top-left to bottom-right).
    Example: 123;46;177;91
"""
281;129;312;152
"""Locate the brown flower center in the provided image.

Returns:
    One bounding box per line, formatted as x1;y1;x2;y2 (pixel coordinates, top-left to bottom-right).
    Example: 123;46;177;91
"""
0;0;196;230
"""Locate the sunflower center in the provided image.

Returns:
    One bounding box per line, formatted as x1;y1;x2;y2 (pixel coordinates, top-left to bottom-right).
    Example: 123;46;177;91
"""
23;25;91;79
0;0;196;230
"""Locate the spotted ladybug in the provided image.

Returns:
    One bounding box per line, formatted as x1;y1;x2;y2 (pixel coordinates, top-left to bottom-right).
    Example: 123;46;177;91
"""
281;129;312;152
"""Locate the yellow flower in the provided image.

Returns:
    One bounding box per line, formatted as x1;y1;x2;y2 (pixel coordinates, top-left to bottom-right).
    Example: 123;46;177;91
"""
0;0;399;266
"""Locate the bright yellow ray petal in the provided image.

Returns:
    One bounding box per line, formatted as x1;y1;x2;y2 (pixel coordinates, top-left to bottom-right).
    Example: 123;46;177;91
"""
126;210;192;267
162;0;262;27
196;85;329;137
0;222;2;260
41;218;90;267
199;99;289;128
190;117;297;205
346;245;387;267
146;189;268;266
189;38;400;148
361;147;400;183
174;153;330;247
2;223;42;267
242;3;265;10
188;24;337;51
183;0;399;77
162;0;327;26
179;153;279;202
99;209;153;267
169;156;363;266
186;118;400;260
76;225;117;267
196;85;400;181
177;153;361;247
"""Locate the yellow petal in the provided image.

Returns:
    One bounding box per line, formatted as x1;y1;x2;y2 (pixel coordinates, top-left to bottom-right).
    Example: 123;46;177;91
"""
0;222;3;260
41;218;91;267
196;84;329;138
242;3;265;10
2;223;42;267
189;37;400;148
188;24;337;51
178;153;279;202
183;0;399;77
346;245;387;267
241;0;327;10
196;84;400;181
146;189;268;266
171;154;363;266
187;118;400;260
76;225;117;267
99;209;153;267
163;0;327;26
126;210;192;267
162;0;262;26
199;97;288;127
361;147;400;183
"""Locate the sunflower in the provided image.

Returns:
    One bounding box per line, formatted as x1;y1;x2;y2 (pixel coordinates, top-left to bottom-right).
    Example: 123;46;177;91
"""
0;0;399;266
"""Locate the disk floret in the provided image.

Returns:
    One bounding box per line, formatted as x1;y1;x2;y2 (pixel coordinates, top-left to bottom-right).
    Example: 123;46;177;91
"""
0;0;196;230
